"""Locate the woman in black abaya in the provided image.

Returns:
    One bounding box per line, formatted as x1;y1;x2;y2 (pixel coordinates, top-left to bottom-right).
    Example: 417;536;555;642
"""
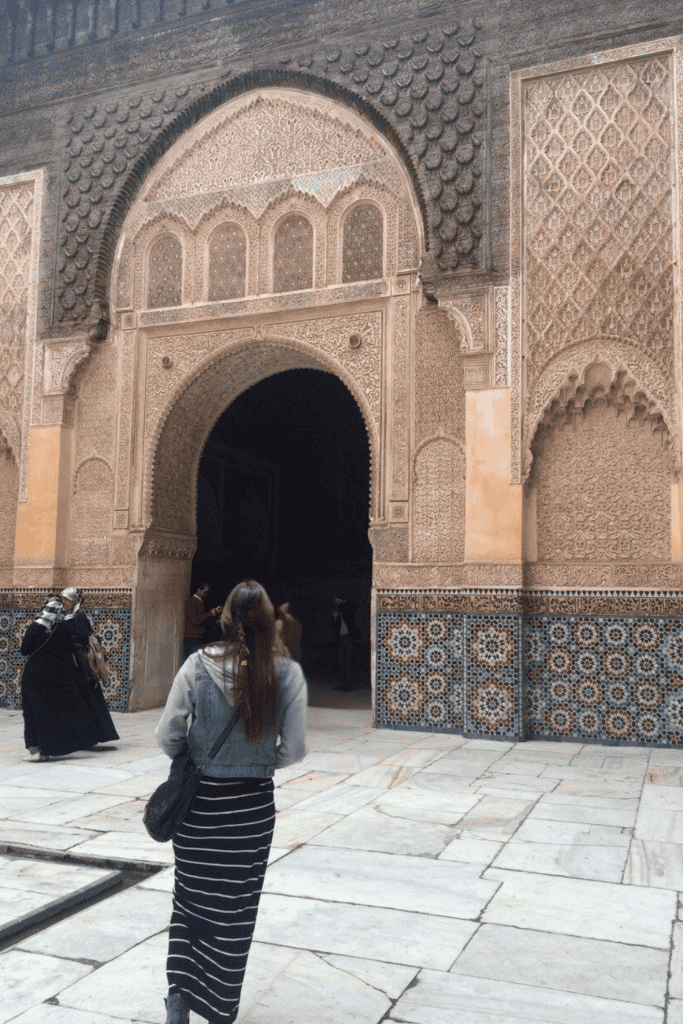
20;589;119;761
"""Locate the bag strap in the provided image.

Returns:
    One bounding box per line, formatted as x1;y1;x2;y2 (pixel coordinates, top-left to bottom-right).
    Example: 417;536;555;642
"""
206;709;240;762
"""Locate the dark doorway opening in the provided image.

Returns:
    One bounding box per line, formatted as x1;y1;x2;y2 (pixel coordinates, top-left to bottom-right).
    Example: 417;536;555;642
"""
192;368;373;707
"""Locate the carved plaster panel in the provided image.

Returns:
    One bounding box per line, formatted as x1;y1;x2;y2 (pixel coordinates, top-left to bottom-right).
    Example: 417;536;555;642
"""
193;205;259;302
524;563;683;589
369;526;409;562
414;307;465;447
391;298;410;501
374;563;524;589
326;183;399;284
70;457;114;566
133;217;193;311
43;338;92;396
413;437;466;564
259;194;326;294
0;170;44;503
510;39;681;483
494;286;509;387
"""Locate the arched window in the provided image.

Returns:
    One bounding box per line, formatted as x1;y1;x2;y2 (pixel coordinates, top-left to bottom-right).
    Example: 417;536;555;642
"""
208;222;247;301
342;203;383;282
273;214;313;293
147;234;182;308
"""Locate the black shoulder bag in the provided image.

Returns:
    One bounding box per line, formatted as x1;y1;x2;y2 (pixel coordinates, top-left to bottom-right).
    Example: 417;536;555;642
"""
143;709;239;843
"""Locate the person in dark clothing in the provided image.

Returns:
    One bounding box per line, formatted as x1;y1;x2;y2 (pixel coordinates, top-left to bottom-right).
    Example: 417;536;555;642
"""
275;601;302;661
60;587;119;749
20;590;118;761
184;583;221;660
332;596;361;691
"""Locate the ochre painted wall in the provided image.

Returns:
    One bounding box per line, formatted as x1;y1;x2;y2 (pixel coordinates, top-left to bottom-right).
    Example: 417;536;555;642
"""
464;389;522;564
14;425;72;568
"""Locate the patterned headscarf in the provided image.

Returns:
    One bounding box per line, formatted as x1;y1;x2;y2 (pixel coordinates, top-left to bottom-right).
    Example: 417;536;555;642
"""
34;597;63;632
60;587;83;620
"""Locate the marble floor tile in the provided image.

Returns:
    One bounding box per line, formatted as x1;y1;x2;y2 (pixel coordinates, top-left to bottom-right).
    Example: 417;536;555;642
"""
57;930;167;1023
635;808;683;845
451;923;668;1005
483;867;676;947
17;887;171;961
270;808;342;848
138;866;175;891
625;840;683;890
529;800;637;828
541;791;640;810
12;793;131;826
263;845;498;919
461;739;514;752
648;750;683;766
7;1007;131;1024
455;796;535;842
640;784;683;812
0;855;115;898
279;770;349;792
513;817;632;847
646;766;683;786
438;835;503;865
0;887;60;928
254;894;477;969
0;950;92;1024
0;788;77;819
668;1000;683;1024
486;760;547;776
292;783;383;815
68;799;147;834
378;747;449;768
669;922;683;999
272;766;310;785
418;758;492;777
393;770;478;794
402;733;467;750
10;765;133;793
92;771;168;799
68;830;175;865
389;967;663;1024
492;839;629;882
274;788;310;810
0;820;96;852
474;774;557;794
294;752;385;773
321;953;417;999
237;947;391;1024
307;803;457;857
373;782;480;817
344;763;418;788
555;779;643;800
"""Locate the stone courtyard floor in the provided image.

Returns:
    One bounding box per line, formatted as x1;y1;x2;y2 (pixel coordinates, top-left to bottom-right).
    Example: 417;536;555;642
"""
1;706;683;1023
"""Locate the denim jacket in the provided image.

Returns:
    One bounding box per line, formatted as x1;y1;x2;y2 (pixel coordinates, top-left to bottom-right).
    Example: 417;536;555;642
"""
155;648;308;777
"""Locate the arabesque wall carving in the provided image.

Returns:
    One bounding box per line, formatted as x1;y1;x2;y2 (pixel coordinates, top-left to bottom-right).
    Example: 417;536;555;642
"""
70;458;114;566
529;363;673;564
414;307;465;446
413;438;466;564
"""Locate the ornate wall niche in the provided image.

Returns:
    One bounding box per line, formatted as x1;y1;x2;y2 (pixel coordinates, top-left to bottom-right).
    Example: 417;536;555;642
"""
526;360;673;567
272;213;314;294
193;205;258;302
70;457;115;566
0;170;44;505
342;203;384;284
414;307;466;448
412;436;466;564
326;184;399;284
146;234;184;310
260;195;325;294
132;216;192;311
439;291;493;390
43;338;92;398
0;447;18;575
510;38;681;484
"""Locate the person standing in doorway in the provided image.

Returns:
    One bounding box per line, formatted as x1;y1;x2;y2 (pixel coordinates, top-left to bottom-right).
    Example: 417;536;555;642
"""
184;583;221;661
332;596;361;691
275;601;302;662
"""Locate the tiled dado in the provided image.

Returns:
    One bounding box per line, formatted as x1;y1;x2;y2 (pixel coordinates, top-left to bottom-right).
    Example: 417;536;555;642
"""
376;590;683;747
0;590;132;713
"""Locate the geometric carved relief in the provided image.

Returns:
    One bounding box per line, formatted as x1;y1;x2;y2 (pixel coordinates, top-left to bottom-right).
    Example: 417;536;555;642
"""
0;448;18;572
273;214;313;293
523;53;676;466
530;362;673;563
413;438;466;564
208;223;247;302
0;181;33;460
414;308;465;447
342;204;383;283
70;458;114;566
147;234;183;309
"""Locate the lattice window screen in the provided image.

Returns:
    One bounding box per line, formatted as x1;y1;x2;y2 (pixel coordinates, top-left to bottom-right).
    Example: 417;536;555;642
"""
147;235;182;308
342;204;383;282
273;215;313;293
208;223;247;301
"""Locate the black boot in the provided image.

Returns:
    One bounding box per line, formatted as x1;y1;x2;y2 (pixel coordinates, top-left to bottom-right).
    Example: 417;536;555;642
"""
165;991;189;1024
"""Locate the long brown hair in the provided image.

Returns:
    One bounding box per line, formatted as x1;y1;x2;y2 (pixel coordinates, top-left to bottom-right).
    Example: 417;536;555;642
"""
210;579;279;742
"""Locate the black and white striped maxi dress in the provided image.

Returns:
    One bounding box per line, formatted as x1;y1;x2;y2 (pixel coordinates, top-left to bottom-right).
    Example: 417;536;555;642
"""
167;774;276;1023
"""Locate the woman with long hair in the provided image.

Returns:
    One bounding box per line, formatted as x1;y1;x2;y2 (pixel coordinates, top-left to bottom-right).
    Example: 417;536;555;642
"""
155;579;307;1024
20;588;119;761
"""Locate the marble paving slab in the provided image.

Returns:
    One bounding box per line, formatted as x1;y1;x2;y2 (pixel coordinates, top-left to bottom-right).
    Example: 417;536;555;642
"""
555;780;644;799
640;785;683;812
492;839;628;882
0;887;60;929
306;803;458;857
0;820;97;852
10;765;134;793
541;792;640;810
483;868;676;948
485;760;547;776
17;886;171;962
68;799;147;834
625;840;683;890
279;770;350;792
438;835;503;865
0;788;78;819
237;947;391;1024
67;830;175;865
345;764;418;788
377;747;448;768
528;800;637;828
270;808;342;848
0;854;116;898
635;808;683;845
669;922;683;999
513;817;632;848
647;767;683;786
450;923;668;1005
0;949;92;1024
56;930;167;1023
254;893;477;968
8;1008;132;1024
455;796;535;842
389;967;663;1024
669;1000;683;1024
263;845;498;919
291;783;383;815
12;793;132;826
473;774;558;794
